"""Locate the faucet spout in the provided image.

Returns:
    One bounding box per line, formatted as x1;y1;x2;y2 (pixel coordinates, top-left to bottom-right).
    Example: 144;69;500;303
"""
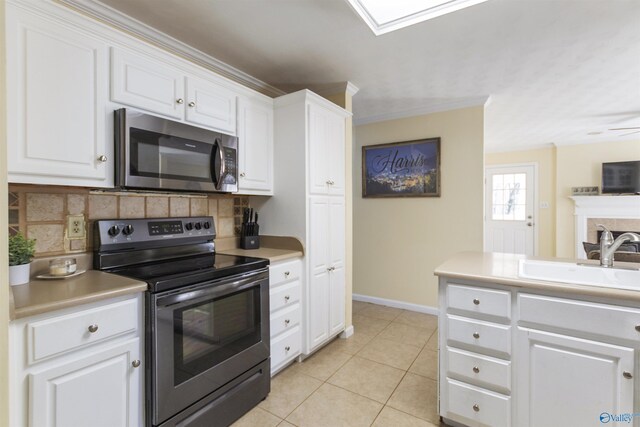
599;227;640;268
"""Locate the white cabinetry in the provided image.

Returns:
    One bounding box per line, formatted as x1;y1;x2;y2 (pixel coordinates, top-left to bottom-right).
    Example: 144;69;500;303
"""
269;258;303;375
438;278;640;427
111;47;237;135
258;90;350;355
6;3;112;187
237;95;274;195
10;295;144;427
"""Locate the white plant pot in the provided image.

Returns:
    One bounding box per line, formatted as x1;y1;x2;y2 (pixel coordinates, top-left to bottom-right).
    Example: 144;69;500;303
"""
9;263;31;286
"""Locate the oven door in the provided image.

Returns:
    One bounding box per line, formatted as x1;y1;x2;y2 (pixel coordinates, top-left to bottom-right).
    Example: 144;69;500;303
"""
149;269;269;426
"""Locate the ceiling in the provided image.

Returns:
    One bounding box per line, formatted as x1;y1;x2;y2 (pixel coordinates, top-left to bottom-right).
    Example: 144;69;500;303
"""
94;0;640;152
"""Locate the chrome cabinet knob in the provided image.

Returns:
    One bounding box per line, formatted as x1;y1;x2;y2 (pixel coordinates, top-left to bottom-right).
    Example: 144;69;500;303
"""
473;404;480;412
285;346;291;352
527;222;533;227
623;371;633;379
473;366;480;373
285;319;290;325
97;155;107;163
132;360;141;368
473;298;480;305
176;98;184;104
284;271;290;277
188;101;196;107
240;172;246;177
635;325;640;332
284;295;290;301
473;332;480;339
88;324;99;333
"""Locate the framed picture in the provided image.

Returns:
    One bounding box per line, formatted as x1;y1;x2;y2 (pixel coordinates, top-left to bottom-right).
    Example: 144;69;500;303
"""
362;138;441;198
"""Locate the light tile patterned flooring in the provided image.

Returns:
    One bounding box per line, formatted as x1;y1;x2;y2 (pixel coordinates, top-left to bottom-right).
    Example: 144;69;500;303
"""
232;300;443;427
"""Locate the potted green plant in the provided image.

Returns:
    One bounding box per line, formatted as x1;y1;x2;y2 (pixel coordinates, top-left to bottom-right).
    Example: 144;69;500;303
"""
9;232;36;286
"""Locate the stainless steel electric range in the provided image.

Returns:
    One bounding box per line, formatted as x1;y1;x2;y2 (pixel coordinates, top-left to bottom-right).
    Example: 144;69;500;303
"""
93;216;270;427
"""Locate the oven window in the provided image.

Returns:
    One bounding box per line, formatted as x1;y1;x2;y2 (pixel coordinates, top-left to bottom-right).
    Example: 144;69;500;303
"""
174;286;261;385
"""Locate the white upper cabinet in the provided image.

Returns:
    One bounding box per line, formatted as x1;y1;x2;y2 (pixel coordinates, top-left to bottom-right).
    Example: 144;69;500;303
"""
186;75;236;134
308;103;346;196
111;47;184;119
237;96;274;195
111;47;237;135
6;4;112;187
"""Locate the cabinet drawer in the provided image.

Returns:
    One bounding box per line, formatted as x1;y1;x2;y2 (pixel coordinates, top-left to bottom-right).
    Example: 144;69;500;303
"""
28;298;138;363
445;378;510;427
271;303;301;337
447;284;511;321
271;326;301;372
270;280;301;313
447;315;511;357
270;259;302;286
519;293;640;342
447;347;511;392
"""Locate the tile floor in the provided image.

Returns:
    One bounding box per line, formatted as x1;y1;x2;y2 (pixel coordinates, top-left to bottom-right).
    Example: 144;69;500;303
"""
232;300;443;427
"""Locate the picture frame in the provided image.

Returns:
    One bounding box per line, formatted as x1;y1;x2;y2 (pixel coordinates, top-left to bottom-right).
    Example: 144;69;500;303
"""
362;138;441;198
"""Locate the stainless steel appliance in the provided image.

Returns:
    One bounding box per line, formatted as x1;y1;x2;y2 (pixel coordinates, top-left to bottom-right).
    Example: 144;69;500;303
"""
115;108;238;193
94;217;270;427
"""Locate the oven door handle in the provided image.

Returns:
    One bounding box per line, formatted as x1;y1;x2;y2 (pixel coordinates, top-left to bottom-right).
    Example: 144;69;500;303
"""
156;274;264;309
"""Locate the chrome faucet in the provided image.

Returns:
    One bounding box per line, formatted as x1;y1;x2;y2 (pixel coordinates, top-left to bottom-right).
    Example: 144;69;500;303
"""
598;225;640;268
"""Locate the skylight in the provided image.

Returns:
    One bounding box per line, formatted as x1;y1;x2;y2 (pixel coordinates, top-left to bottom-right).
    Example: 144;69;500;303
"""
346;0;490;35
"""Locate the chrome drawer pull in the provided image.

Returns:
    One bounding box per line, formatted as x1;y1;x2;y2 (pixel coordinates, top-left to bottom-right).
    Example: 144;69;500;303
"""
284;271;290;277
285;319;291;325
473;332;480;339
285;295;291;301
623;371;633;379
132;360;141;368
473;366;480;373
473;404;480;412
285;346;291;352
473;298;480;305
88;324;99;333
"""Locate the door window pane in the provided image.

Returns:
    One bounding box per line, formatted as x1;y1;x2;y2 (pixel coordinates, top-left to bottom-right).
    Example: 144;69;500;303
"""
491;173;527;221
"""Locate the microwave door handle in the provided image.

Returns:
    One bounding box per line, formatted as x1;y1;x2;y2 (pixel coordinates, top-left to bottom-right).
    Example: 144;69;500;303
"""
212;138;226;190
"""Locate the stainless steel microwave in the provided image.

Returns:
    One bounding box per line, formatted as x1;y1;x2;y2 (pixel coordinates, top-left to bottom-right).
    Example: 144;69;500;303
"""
115;108;238;193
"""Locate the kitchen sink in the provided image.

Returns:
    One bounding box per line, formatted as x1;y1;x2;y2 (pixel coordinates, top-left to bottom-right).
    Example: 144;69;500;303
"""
518;259;640;290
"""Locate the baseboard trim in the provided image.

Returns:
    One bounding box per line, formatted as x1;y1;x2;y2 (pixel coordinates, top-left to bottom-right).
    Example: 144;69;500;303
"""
353;293;439;316
339;325;354;339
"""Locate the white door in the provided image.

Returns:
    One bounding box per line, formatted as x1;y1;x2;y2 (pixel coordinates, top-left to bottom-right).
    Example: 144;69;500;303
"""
485;165;536;255
30;339;142;427
308;197;330;350
185;76;236;134
327;114;346;196
307;103;331;196
516;328;634;427
237;97;273;193
328;198;346;335
111;47;184;119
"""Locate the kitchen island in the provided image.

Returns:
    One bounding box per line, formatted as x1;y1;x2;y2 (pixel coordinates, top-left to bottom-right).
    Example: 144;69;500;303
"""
435;251;640;427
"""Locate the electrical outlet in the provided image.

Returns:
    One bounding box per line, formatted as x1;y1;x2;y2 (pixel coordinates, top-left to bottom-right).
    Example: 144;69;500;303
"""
540;201;549;209
67;215;86;239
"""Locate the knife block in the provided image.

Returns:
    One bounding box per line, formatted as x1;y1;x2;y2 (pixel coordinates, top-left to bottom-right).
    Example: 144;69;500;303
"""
240;235;260;250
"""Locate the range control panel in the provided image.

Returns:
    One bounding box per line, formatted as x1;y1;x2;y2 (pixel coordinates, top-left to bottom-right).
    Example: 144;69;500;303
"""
94;216;215;249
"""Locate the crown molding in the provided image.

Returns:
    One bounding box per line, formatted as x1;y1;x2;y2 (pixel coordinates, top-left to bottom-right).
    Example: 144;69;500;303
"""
56;0;286;98
353;95;489;126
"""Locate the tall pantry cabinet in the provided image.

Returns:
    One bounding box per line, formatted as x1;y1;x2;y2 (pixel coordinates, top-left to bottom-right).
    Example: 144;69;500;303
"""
258;90;350;355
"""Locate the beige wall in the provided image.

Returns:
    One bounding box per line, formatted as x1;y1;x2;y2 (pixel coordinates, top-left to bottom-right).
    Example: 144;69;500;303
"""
354;107;484;308
555;139;640;257
1;0;10;423
486;146;557;257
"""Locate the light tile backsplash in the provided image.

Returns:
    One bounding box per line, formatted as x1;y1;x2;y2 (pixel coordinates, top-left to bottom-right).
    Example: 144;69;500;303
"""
8;185;248;258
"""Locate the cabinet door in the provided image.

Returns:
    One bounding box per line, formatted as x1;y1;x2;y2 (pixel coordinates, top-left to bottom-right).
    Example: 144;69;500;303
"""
237;96;273;194
516;327;634;427
328;198;346;335
185;76;237;134
111;47;184;119
327;114;346;196
6;7;111;186
307;103;330;195
307;197;330;351
30;338;142;427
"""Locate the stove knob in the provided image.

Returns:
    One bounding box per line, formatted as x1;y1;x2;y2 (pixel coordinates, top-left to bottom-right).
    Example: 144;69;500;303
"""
185;222;194;231
108;225;120;237
203;221;211;230
194;222;202;230
122;224;134;236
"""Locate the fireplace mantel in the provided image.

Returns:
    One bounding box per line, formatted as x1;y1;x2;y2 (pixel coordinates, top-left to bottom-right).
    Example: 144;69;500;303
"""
571;195;640;258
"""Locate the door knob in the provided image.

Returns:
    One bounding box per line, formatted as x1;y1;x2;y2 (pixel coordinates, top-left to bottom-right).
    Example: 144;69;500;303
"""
473;404;480;412
97;155;107;163
473;332;480;339
473;366;480;373
176;98;184;104
88;324;99;333
284;295;290;301
188;101;196;107
240;172;246;177
132;360;141;368
623;371;633;379
285;346;291;352
527;222;533;227
473;298;480;305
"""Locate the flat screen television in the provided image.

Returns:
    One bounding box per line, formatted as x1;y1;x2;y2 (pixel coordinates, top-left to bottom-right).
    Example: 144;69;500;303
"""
602;160;640;194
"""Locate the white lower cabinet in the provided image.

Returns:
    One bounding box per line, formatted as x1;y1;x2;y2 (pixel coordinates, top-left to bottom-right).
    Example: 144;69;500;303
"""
439;278;640;427
10;294;144;427
269;258;303;375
